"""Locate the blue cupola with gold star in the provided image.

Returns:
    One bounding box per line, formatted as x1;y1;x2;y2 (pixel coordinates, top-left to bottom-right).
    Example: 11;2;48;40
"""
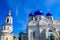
46;12;52;16
29;13;35;21
46;12;53;20
34;9;43;16
29;13;34;16
34;9;44;21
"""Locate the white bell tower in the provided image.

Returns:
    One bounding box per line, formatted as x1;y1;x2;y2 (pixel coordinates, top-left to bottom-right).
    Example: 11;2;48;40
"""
2;10;13;33
0;10;13;40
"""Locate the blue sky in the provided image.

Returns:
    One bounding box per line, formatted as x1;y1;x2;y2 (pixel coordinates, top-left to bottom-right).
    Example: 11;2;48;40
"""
0;0;60;37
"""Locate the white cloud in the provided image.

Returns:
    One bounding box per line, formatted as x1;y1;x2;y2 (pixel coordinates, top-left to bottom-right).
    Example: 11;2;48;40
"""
16;8;19;17
24;8;32;14
17;17;28;31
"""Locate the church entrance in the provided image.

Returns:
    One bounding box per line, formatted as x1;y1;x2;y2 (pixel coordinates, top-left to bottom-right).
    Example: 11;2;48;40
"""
48;34;55;40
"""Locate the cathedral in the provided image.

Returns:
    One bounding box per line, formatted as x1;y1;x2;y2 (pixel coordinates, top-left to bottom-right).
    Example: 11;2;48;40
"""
0;10;18;40
27;10;60;40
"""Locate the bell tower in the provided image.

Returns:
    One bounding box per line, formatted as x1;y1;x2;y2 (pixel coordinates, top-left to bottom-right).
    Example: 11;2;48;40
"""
2;10;13;33
5;10;13;24
0;10;13;40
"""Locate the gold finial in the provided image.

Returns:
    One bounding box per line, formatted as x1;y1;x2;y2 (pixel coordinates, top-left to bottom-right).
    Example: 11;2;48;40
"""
8;10;11;15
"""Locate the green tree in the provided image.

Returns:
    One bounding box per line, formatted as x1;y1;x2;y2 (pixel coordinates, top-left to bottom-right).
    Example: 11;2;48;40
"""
19;32;23;40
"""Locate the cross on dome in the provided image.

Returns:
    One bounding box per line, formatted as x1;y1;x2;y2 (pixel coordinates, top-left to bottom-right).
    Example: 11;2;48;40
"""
46;9;52;16
8;10;11;15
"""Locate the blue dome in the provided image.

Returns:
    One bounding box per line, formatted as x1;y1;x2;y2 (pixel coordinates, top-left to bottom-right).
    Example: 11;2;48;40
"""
46;12;52;16
34;10;43;16
29;13;34;16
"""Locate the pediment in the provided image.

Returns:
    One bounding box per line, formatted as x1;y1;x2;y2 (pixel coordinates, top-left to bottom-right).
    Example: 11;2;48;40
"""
28;20;38;26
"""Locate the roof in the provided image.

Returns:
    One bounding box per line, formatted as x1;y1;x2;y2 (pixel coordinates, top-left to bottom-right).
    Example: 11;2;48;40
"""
34;10;43;15
29;13;34;16
46;12;52;16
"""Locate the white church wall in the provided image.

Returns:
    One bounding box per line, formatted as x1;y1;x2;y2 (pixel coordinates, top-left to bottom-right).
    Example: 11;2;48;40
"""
28;26;39;40
0;34;13;40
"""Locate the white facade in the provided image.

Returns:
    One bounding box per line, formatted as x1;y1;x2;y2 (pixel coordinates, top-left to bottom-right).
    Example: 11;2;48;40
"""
14;37;19;40
28;10;60;40
0;10;13;40
0;10;18;40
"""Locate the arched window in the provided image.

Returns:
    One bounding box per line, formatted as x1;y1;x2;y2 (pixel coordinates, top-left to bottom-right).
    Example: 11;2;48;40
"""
7;18;9;23
33;32;35;38
59;31;60;35
49;30;53;32
6;37;8;40
4;27;5;30
7;27;9;30
39;17;41;20
48;16;52;20
31;17;33;20
35;17;37;21
10;19;11;23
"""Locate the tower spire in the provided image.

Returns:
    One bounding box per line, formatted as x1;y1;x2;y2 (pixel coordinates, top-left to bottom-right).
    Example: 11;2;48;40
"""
8;10;11;15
